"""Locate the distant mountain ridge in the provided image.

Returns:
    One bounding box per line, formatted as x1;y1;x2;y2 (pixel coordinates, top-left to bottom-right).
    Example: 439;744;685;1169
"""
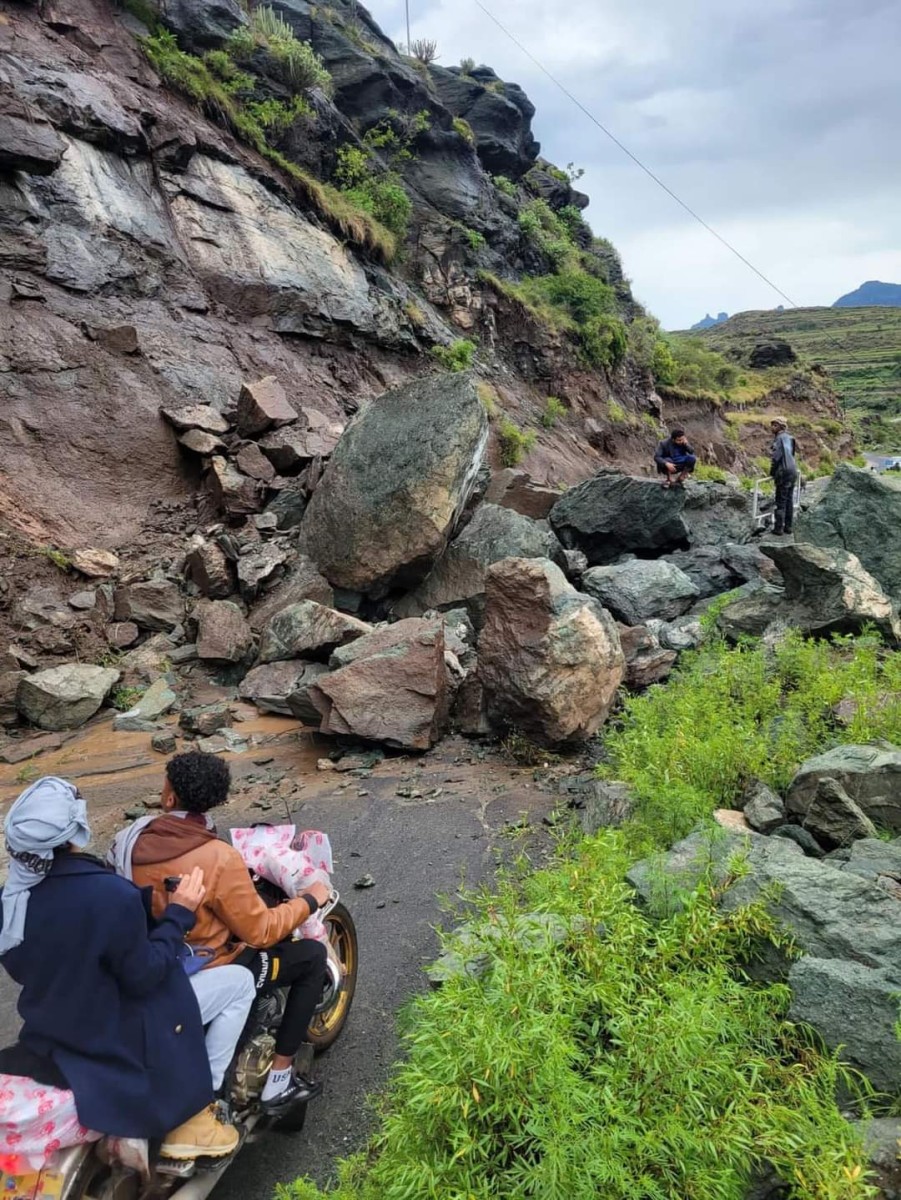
834;281;901;308
690;311;729;331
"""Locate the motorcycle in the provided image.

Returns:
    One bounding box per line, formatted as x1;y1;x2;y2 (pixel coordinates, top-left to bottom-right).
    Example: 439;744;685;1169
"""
0;827;358;1200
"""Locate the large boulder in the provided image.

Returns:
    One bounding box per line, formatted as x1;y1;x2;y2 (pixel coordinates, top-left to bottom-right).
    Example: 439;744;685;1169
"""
238;660;329;720
195;600;253;663
310;618;449;750
17;664;120;731
550;472;752;565
788;958;901;1094
479;558;625;746
581;560;700;625
301;373;488;594
395;503;564;624
786;744;901;834
762;541;901;642
795;465;901;600
258;601;370;664
715;582;784;641
184;537;235;600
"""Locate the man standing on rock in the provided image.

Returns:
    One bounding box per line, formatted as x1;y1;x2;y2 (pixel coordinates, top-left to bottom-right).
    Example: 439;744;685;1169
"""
654;428;697;488
770;418;798;536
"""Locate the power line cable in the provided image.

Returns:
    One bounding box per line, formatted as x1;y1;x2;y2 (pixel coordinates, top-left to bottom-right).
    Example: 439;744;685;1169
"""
472;0;805;311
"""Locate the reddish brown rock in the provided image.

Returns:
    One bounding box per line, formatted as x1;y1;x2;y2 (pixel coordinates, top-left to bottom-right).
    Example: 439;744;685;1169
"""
107;621;140;649
178;428;227;456
114;580;184;632
485;470;558;520
479;558;625;746
258;601;370;664
258;409;344;471
160;404;230;435
237;376;296;437
238;660;329;720
310;618;449;750
236;442;277;482
196;600;253;663
208;456;266;516
184;537;235;600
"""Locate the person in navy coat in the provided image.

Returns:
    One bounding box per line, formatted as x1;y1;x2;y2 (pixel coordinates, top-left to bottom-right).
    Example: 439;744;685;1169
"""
0;777;238;1159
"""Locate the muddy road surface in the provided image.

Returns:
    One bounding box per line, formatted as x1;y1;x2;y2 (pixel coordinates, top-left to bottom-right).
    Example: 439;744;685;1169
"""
0;713;565;1194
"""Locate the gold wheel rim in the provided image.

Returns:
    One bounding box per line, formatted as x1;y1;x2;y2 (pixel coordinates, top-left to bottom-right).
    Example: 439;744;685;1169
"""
308;911;356;1041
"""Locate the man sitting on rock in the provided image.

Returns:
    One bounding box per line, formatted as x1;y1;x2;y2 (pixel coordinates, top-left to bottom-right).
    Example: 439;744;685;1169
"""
654;428;697;488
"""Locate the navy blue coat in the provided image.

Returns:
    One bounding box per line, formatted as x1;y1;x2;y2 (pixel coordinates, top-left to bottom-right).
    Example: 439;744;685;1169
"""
0;854;212;1137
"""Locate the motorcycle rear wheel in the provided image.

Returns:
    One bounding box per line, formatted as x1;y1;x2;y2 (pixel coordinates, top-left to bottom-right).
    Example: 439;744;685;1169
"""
307;902;358;1053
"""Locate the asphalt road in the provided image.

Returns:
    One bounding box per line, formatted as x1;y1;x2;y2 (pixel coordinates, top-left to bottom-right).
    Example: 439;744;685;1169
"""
0;743;558;1198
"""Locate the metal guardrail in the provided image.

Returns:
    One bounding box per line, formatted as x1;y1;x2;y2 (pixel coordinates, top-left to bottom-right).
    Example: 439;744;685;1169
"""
751;476;802;531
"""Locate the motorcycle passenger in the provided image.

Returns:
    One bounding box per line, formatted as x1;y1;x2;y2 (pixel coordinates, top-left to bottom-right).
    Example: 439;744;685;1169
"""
111;752;330;1113
0;776;241;1159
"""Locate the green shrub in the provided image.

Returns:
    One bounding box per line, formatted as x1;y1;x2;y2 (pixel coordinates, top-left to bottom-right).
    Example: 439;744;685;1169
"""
540;395;566;428
497;417;536;466
602;631;901;846
580;313;628;369
492;174;516;197
476;380;499;417
245;95;311;133
459;56;476;75
335;144;412;239
244;5;332;92
278;824;873;1200
432;339;476;372
463;227;485;251
111;686;144;713
659;335;740;396
410;37;438;64
694;463;729;483
452;116;475;145
124;0;160;27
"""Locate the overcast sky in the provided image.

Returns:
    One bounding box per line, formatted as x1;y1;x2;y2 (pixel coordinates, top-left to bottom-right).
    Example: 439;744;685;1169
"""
369;0;901;328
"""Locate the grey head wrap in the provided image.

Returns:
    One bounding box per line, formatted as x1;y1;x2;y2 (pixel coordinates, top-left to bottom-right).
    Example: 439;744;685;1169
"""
0;776;91;955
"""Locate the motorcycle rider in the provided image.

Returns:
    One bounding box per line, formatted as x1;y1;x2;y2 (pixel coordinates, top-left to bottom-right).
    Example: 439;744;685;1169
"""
0;776;242;1159
110;751;330;1112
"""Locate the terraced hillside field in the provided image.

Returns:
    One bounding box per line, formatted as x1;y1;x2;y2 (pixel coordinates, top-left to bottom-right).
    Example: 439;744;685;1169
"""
681;306;901;416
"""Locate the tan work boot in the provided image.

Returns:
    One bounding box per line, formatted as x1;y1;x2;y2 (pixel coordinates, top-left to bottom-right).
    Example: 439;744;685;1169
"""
161;1105;240;1160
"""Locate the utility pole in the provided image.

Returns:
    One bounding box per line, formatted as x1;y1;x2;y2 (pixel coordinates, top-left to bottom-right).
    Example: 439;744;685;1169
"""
405;0;411;53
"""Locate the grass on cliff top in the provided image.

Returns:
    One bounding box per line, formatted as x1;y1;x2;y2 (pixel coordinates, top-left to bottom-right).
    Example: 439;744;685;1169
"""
279;632;894;1200
688;307;901;418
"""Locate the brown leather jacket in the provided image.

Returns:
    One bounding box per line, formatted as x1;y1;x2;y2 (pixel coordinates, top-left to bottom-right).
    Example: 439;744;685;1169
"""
131;814;311;965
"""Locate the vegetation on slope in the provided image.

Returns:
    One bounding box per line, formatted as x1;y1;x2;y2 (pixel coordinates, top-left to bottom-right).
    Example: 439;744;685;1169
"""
139;22;397;260
690;307;901;420
281;631;896;1200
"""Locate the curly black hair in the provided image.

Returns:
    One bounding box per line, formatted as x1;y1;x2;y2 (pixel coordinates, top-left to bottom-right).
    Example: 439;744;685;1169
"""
166;751;231;814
